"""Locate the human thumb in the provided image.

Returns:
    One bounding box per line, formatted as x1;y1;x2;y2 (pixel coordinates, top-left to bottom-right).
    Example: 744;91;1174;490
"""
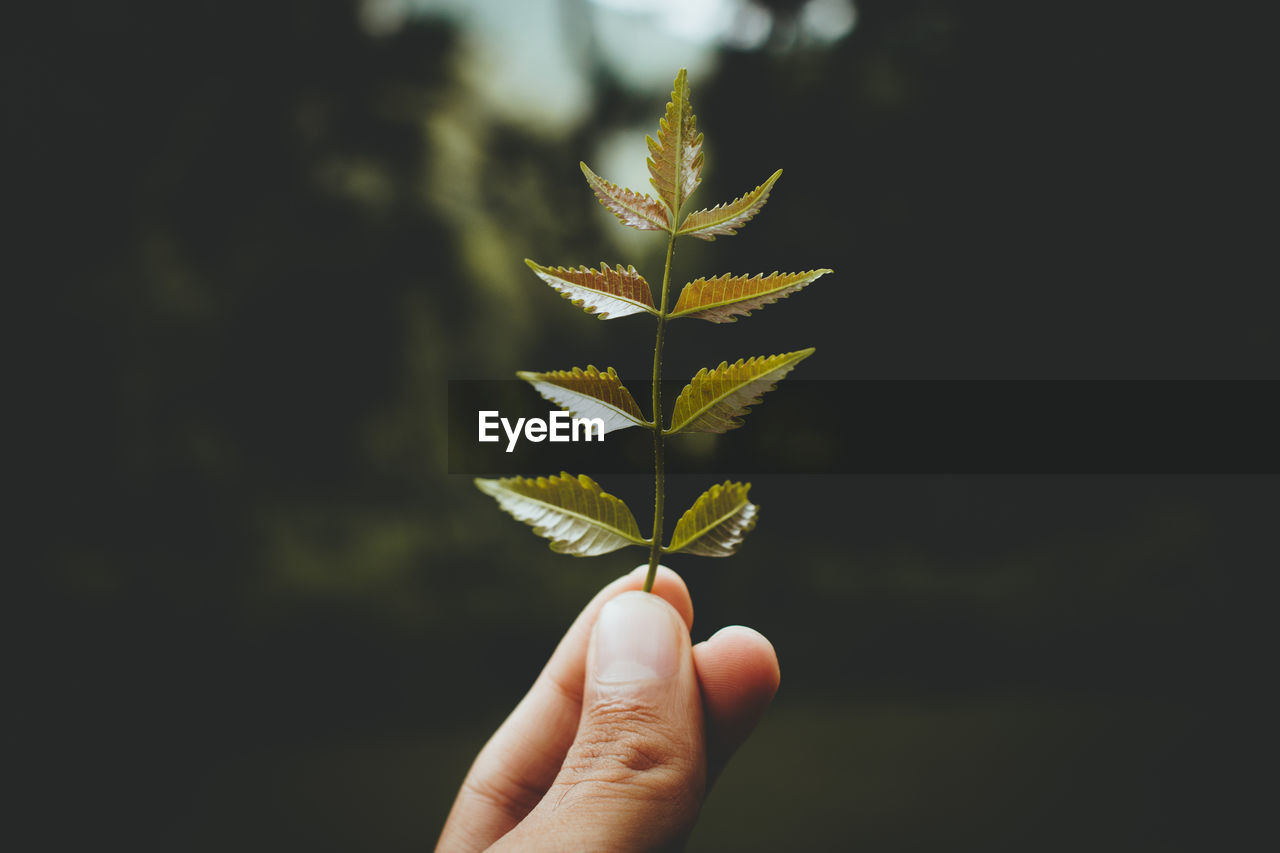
492;590;706;852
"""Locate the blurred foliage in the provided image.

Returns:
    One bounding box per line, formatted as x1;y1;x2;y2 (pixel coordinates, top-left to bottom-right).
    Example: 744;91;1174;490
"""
13;0;1275;850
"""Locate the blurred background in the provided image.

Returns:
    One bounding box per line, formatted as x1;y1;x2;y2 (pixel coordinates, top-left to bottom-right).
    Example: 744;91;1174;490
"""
13;0;1276;850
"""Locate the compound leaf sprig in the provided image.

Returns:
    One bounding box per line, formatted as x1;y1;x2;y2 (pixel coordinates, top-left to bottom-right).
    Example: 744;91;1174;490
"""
475;69;832;593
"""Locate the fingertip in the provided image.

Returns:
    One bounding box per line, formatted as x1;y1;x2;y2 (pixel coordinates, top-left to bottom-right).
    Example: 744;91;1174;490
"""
707;625;780;676
693;624;781;783
697;625;780;703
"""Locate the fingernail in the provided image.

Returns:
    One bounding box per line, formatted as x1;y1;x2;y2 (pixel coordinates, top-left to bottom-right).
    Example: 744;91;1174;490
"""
593;592;681;684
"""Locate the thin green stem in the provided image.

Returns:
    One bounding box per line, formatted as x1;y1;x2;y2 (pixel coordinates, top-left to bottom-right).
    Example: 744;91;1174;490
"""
644;228;678;593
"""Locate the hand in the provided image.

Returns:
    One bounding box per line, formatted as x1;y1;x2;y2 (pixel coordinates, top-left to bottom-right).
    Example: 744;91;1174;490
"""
436;565;781;852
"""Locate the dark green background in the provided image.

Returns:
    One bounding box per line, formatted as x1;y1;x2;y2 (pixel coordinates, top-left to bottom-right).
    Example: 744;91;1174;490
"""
15;1;1275;849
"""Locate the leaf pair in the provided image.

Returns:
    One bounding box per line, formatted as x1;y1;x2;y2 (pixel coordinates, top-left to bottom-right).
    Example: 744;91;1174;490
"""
518;348;813;436
526;260;831;324
475;473;755;558
582;68;777;238
582;163;780;241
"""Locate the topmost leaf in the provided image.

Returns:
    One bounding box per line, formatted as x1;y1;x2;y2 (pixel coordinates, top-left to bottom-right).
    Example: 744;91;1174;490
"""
647;68;704;217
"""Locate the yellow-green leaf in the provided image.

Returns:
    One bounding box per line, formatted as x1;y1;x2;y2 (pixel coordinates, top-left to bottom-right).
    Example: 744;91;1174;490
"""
525;260;657;319
666;481;757;557
676;170;782;240
667;349;814;434
670;269;831;323
475;472;648;556
647;68;704;215
581;162;671;232
517;365;649;433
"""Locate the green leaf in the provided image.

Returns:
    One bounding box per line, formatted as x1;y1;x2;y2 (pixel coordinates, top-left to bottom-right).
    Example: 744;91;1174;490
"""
525;260;657;319
647;68;704;215
666;481;757;557
475;472;648;556
670;269;831;323
677;170;783;240
581;162;671;232
667;348;814;434
517;365;649;433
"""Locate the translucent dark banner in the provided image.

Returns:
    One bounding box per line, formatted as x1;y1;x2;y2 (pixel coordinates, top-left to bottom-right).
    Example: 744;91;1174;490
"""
448;380;1279;475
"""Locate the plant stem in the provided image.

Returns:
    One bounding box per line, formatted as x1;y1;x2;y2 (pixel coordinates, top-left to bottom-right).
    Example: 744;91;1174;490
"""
644;228;677;593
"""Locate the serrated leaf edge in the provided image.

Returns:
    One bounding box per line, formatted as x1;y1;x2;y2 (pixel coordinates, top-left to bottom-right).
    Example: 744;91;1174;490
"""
580;162;671;232
669;269;832;323
676;169;783;240
666;348;815;435
525;259;658;320
516;365;651;432
647;68;704;215
475;472;650;556
664;481;758;557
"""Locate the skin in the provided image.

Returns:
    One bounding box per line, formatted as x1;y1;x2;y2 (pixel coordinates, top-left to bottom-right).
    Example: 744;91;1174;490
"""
437;565;781;852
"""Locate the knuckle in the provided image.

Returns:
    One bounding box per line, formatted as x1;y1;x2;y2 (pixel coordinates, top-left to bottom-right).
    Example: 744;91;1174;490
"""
556;697;702;802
